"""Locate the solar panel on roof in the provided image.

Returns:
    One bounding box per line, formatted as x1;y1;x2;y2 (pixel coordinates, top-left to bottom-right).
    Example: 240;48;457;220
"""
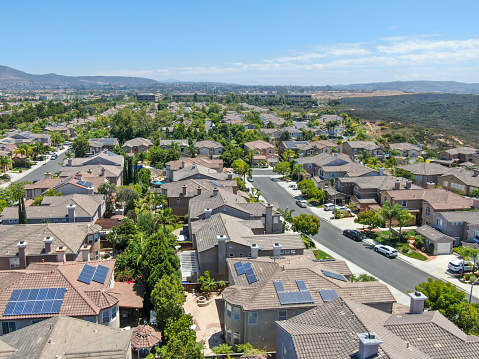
37;288;48;301
319;289;338;302
321;270;347;282
234;262;245;276
243;262;252;271
19;289;30;301
246;273;258;284
296;280;308;292
209;180;224;187
78;264;96;284
9;289;21;302
3;302;15;316
92;265;109;284
274;280;315;305
274;281;285;293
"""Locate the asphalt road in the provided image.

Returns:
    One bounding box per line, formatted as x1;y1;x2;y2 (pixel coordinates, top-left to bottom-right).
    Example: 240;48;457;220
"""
252;174;439;296
16;151;68;183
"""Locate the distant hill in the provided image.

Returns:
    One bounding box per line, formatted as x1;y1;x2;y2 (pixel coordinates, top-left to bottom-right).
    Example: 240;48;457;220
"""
336;81;479;94
0;65;159;87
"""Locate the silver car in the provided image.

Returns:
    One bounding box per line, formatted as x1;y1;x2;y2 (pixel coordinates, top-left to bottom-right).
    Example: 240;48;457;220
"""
373;244;398;258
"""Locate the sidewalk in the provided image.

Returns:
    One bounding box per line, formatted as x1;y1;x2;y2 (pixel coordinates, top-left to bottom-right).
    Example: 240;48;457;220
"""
0;146;68;189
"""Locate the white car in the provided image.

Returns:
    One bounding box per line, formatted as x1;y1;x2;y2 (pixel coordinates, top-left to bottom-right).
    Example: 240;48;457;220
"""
324;203;335;211
296;199;309;208
448;260;473;272
373;244;398;258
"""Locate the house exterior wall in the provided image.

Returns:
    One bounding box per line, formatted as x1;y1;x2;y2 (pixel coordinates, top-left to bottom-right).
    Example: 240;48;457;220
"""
54;184;90;196
276;325;298;359
437;175;477;196
167;196;191;217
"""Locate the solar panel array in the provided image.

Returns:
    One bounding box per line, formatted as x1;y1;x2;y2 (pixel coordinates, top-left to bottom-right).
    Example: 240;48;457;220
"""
77;180;93;188
233;262;258;284
209;180;224;187
3;288;66;316
274;280;314;306
319;289;338;302
77;264;110;285
321;270;347;282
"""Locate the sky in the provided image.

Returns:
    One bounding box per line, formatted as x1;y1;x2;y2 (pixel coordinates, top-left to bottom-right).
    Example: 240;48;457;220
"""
1;1;478;85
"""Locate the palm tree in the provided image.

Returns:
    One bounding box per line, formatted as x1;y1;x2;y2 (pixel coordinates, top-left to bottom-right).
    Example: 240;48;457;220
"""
278;206;295;232
453;247;479;275
13;145;32;169
0;156;11;174
154;207;178;233
251;188;261;200
357;150;372;164
188;143;198;158
282;149;295;162
397;209;416;240
170;141;180;154
379;201;403;241
292;163;307;182
247;149;259;167
31;142;46;160
141;192;167;213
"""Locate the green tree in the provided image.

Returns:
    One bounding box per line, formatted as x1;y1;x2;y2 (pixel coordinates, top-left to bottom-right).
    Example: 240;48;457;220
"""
236;343;267;356
282;149;295;162
472;189;479;198
354;210;384;230
234;177;246;191
158;330;204;359
116;185;140;209
212;344;233;355
0;156;11;173
198;270;219;298
357;150;372;163
291;163;307;182
278;206;295;232
151;274;185;331
98;181;117;213
154;207;178;233
379;201;402;240
49;131;64;146
453;247;479;275
292;214;320;236
273;161;291;177
138;167;151;194
72;136;89;158
397;209;416;239
231;159;250;181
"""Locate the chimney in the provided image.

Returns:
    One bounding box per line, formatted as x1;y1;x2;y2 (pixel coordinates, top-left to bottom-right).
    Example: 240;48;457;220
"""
233;185;237;195
181;161;185;169
75;172;82;181
204;208;212;219
357;332;383;359
56;246;66;263
67;158;72;167
227;172;233;180
16;241;27;269
81;244;90;262
44;172;51;179
67;204;76;223
43;236;53;254
472;168;479;177
265;203;273;234
408;291;428;314
273;242;282;257
213;187;219;197
426;182;435;190
87;187;94;195
251;244;259;259
405;179;413;189
197;186;202;196
217;235;227;275
394;179;401;190
379;167;384;176
182;185;187;197
101;167;105;177
473;198;479;209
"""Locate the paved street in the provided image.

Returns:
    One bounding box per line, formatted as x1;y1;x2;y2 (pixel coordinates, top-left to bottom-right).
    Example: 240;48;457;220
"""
251;171;440;297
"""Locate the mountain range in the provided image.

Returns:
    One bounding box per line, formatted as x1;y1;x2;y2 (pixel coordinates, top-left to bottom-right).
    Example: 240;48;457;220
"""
335;80;479;94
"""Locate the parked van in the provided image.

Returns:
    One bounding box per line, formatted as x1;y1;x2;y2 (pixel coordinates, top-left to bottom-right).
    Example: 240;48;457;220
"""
448;260;473;272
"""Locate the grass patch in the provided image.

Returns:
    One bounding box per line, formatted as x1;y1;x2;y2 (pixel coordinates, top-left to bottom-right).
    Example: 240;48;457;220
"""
313;249;334;260
368;231;428;261
402;251;428;261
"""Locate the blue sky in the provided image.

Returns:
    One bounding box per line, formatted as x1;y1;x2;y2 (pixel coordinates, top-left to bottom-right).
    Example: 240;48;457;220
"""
1;1;478;85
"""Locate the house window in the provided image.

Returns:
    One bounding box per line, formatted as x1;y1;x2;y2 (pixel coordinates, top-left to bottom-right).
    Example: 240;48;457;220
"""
103;310;110;324
278;311;287;321
229;243;233;249
54;219;59;223
2;322;16;334
285;250;290;254
239;253;243;258
234;332;240;344
268;149;272;154
94;233;99;242
248;312;258;325
111;305;117;319
443;180;448;187
226;303;232;317
96;251;99;260
401;200;408;207
233;307;240;320
62;219;67;223
229;253;234;258
227;330;232;342
273;217;279;224
426;207;431;217
88;235;93;245
291;250;296;254
475;230;479;241
437;218;443;229
31;320;43;325
308;164;312;169
9;257;20;269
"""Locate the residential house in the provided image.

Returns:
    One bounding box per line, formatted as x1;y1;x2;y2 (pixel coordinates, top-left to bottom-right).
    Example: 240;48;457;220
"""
137;93;159;101
59;165;123;186
0;259;119;335
295;153;351;178
281;127;302;140
276;294;479;359
121;137;153;154
1;130;51;147
165;158;223;182
159;139;189;155
342;141;384;160
244;140;279;166
319;114;343;125
188;188;282;233
0;316;132;358
398;162;450;188
0;223;102;269
159;178;239;217
222;256;395;350
44;123;75;139
437;167;479;196
190;213;303;280
1;194;105;225
309;140;339;154
64;151;124;167
438;146;478;163
381;188;476;225
260;128;283;143
86;137;119;156
172;164;234;182
278;141;319;158
195;140;224;158
389;142;422;158
260;114;284;128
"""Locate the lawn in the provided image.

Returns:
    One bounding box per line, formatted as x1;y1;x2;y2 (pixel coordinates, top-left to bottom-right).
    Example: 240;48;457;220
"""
313;249;334;260
368;230;428;261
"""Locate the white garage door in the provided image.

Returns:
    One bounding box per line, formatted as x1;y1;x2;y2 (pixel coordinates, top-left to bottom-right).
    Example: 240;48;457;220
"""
436;242;451;255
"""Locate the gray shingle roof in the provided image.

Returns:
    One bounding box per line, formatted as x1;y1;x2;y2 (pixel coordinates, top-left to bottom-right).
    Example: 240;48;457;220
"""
172;164;230;182
345;140;380;150
398;162;450;176
439;211;479;224
122;137;153;148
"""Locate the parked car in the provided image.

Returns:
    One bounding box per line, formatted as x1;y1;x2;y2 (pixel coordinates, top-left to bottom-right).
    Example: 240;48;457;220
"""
335;205;351;213
247;177;254;182
343;229;364;241
51;154;58;160
448;260;473;272
324;203;335;211
296;199;309;208
373;244;398;258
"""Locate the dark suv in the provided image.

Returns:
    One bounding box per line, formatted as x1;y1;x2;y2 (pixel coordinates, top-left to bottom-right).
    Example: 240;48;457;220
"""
342;229;364;241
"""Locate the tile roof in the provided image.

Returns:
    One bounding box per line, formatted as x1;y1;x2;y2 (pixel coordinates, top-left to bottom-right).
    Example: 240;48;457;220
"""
0;260;117;321
439;211;479;224
398;162;450;176
443;146;477;156
64;152;124;167
441;167;479;187
159;139;188;146
416;225;455;243
194;140;224;149
114;282;144;309
59;164;123;178
244;140;275;150
344;140;380;150
389;143;422;151
339;176;421;191
222;257;394;311
131;325;162;349
294;153;351;167
122;137;153;147
166;157;223;171
321;162;377;177
384;188;473;210
188;188;248;219
161;179;237;198
0;223;101;256
0;316;131;359
172;164;231;182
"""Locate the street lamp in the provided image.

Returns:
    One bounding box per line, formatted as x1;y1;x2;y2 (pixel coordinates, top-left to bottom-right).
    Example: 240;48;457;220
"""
469;278;479;304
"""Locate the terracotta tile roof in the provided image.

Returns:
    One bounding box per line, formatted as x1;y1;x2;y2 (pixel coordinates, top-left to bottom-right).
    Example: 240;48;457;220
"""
131;325;162;349
114;282;144;309
194;140;223;149
384;188;473;210
244;140;275;150
166;157;223;171
172;164;231;181
122;137;153;147
399;162;451;176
